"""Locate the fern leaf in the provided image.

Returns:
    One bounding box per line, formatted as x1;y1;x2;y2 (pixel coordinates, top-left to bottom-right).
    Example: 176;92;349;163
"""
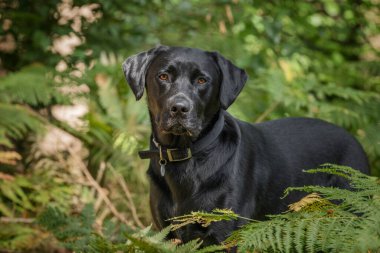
226;165;380;252
195;244;227;253
282;222;293;253
0;65;69;106
148;225;172;243
266;224;278;251
124;233;172;253
293;218;307;253
38;206;68;231
88;234;116;253
174;239;202;253
169;208;239;231
236;221;273;252
288;192;334;212
305;218;319;253
38;204;94;252
0;151;21;165
274;222;283;252
318;217;339;252
0;103;44;146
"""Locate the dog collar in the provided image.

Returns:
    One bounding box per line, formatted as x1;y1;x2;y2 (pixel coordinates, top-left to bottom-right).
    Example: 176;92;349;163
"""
138;110;225;174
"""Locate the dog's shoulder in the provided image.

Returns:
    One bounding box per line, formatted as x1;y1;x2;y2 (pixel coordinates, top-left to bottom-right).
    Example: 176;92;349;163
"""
255;117;335;129
229;115;364;159
252;117;351;138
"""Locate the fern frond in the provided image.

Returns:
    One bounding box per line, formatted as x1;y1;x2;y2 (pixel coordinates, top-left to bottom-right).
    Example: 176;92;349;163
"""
36;165;379;253
288;192;335;212
235;220;275;251
148;225;172;243
285;164;380;216
0;224;48;251
0;151;21;165
0;103;45;147
169;208;240;231
39;205;208;253
195;244;226;253
0;65;69;106
317;84;379;105
228;165;380;253
305;218;320;253
281;222;292;253
88;234;117;253
174;239;203;253
293;218;307;253
38;204;94;252
124;232;172;253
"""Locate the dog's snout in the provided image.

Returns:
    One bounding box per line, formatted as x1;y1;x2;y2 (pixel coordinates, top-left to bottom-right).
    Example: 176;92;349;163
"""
171;102;189;113
169;96;191;117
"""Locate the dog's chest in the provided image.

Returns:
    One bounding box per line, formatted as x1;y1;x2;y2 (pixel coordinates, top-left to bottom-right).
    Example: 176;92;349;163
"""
164;159;202;201
154;155;232;216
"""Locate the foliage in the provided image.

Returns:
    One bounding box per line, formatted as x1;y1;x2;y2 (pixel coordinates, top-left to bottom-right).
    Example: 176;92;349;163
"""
0;103;43;148
82;0;380;173
0;224;51;251
169;209;240;231
0;0;65;70
0;168;73;217
0;65;70;149
38;204;95;251
0;0;379;252
34;165;380;253
227;165;380;252
38;204;225;253
169;165;380;253
0;65;69;106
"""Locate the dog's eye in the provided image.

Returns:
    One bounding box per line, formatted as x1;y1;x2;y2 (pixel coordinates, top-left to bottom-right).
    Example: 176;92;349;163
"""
197;78;207;85
158;74;169;81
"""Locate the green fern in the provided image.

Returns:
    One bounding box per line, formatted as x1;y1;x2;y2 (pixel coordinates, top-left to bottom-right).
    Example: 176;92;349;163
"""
0;65;72;148
168;208;241;231
0;103;44;147
227;164;380;253
167;165;380;253
38;204;226;253
38;204;95;252
0;166;74;217
0;224;47;251
0;65;69;106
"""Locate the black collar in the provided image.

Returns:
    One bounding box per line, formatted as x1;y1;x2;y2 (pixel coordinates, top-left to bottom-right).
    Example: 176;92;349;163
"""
138;110;225;163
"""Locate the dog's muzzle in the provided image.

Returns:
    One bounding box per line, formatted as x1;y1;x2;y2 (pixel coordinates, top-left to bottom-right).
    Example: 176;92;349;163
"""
163;94;196;136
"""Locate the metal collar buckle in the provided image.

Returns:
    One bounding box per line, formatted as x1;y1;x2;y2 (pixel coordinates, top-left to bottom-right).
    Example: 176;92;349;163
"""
167;148;192;162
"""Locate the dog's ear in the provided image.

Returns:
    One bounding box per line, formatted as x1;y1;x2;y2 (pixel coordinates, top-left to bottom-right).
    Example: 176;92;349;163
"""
122;46;168;100
212;52;248;109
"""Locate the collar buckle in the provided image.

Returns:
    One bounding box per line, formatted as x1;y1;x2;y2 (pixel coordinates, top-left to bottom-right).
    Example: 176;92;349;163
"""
167;148;192;162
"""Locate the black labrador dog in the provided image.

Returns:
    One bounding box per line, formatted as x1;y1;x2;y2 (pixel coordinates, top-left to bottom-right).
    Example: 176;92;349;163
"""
122;46;369;245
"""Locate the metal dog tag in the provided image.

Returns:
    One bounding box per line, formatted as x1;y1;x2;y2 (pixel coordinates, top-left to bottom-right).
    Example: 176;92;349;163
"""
159;159;167;177
160;164;165;176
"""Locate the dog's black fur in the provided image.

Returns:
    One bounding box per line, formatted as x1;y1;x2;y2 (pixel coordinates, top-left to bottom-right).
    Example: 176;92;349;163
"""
122;46;369;245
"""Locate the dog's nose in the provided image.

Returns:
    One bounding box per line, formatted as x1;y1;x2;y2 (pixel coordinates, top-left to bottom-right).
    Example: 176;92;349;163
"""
170;99;190;116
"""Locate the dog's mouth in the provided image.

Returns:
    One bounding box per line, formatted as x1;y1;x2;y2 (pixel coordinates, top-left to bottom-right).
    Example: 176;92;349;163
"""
163;123;193;136
158;117;201;137
167;125;193;136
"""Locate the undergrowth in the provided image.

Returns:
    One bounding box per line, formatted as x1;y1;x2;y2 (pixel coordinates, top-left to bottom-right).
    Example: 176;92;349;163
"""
36;164;380;253
223;164;380;252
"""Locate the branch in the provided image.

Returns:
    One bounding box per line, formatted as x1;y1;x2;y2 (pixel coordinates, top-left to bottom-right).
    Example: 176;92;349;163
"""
255;101;281;123
0;217;35;223
67;149;136;230
108;164;145;228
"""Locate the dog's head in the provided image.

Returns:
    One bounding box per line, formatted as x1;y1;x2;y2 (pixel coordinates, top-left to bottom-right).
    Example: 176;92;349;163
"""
122;46;247;141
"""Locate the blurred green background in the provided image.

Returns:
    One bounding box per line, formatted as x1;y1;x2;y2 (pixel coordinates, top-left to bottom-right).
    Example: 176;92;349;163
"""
0;0;379;251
